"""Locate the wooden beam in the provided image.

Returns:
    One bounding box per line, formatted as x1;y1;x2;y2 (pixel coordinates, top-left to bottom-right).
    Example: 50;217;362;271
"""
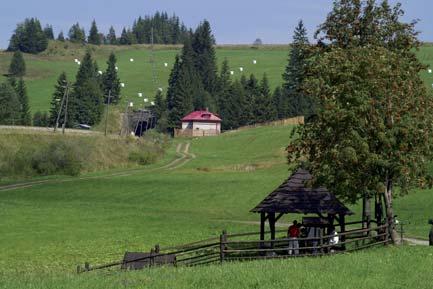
260;213;265;241
269;213;276;242
275;213;285;222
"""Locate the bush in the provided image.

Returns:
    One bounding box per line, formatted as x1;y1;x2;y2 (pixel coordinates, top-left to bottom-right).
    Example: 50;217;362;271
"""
33;111;49;127
128;150;158;165
30;141;82;176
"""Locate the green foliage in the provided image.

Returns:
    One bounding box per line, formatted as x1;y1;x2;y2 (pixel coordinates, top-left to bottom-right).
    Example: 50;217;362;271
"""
289;0;432;212
7;18;48;53
254;73;276;123
57;31;65;42
273;86;287;119
316;0;419;52
192;20;218;97
43;25;54;40
88;20;101;45
107;26;117;45
0;82;21;125
131;12;189;44
69;51;104;126
118;27;136;45
32;111;49;127
49;72;68;127
8;50;26;77
168;39;200;128
68;23;86;44
152;90;168;132
102;52;121;103
283;20;313;118
15;78;31;125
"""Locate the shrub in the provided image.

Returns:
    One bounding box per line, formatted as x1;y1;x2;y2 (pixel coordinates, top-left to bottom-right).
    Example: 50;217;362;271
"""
128;150;158;165
33;111;49;127
30;141;82;176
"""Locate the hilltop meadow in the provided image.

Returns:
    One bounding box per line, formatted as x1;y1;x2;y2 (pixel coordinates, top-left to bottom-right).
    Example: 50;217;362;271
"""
3;41;433;114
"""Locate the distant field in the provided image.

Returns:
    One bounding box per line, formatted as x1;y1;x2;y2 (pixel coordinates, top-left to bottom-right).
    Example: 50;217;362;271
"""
2;42;433;115
0;42;290;113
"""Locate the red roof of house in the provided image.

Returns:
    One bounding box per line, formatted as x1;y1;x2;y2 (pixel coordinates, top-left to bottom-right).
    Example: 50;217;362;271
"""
182;110;222;123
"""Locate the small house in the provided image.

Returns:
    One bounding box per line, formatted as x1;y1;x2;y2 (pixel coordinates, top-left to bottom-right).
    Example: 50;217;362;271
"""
178;109;221;137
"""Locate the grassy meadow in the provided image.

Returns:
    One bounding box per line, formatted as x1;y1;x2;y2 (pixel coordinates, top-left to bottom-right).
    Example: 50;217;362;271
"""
0;42;290;113
0;124;432;288
2;42;433;115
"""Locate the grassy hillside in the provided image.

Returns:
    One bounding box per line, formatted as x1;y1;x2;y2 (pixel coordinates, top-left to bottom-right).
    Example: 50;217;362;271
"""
2;42;433;115
0;42;290;113
0;123;432;288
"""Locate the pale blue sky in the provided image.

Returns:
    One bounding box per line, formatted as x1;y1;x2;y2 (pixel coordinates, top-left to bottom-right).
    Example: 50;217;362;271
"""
1;0;432;48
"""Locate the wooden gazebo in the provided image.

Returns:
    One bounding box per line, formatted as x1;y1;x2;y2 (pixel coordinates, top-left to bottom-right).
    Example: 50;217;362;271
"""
250;168;353;241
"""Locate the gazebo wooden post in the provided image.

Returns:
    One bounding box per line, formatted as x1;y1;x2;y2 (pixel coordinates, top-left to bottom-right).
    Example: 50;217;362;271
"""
260;212;266;241
269;213;276;240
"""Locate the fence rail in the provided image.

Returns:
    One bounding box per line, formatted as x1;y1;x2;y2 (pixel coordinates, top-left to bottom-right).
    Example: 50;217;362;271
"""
77;223;390;273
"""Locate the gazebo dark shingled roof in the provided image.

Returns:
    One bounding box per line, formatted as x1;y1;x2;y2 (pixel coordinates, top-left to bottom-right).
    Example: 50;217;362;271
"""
251;168;353;216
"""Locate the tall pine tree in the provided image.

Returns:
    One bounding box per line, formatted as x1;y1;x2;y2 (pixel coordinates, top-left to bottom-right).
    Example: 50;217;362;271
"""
43;25;54;40
0;82;20;125
15;78;31;125
192;20;218;107
102;52;121;103
68;23;86;43
167;38;200;128
282;20;313;117
57;31;65;41
70;51;104;126
49;72;68;127
88;20;101;45
9;51;26;77
254;74;276;123
8;18;48;53
107;26;117;45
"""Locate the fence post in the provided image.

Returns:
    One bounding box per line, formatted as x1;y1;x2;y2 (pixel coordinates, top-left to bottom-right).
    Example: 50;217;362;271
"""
220;230;227;263
150;248;155;267
319;234;324;255
384;224;389;245
155;244;160;254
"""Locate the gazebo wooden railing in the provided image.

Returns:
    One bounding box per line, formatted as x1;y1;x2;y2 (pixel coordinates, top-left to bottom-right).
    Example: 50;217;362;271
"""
77;223;390;273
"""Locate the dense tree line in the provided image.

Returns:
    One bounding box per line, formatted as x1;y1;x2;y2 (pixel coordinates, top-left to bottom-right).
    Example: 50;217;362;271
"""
8;18;48;53
48;51;121;128
153;20;311;132
8;13;191;53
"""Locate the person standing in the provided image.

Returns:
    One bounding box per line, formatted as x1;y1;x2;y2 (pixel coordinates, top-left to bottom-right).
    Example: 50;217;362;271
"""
288;220;300;255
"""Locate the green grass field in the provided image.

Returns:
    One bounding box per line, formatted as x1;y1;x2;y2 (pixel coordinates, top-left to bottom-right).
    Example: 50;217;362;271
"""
0;124;432;288
2;42;433;115
0;42;290;113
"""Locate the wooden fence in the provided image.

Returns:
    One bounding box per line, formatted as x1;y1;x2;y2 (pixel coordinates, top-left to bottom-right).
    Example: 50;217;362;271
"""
77;223;389;273
231;116;304;132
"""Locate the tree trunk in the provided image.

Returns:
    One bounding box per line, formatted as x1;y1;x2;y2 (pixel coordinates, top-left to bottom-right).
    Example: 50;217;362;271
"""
362;195;371;232
383;178;399;244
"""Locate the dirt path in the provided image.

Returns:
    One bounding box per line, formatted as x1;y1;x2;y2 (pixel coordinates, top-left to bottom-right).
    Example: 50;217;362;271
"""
0;142;195;192
404;237;429;246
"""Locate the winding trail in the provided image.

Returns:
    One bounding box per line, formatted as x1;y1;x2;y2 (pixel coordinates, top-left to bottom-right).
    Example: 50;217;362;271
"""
0;142;195;192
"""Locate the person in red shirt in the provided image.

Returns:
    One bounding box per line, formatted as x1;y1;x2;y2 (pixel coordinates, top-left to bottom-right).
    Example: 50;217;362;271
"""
288;220;300;255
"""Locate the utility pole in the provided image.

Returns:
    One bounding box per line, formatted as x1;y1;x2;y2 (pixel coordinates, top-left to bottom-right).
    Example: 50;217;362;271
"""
104;90;112;136
54;81;68;133
61;83;70;135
